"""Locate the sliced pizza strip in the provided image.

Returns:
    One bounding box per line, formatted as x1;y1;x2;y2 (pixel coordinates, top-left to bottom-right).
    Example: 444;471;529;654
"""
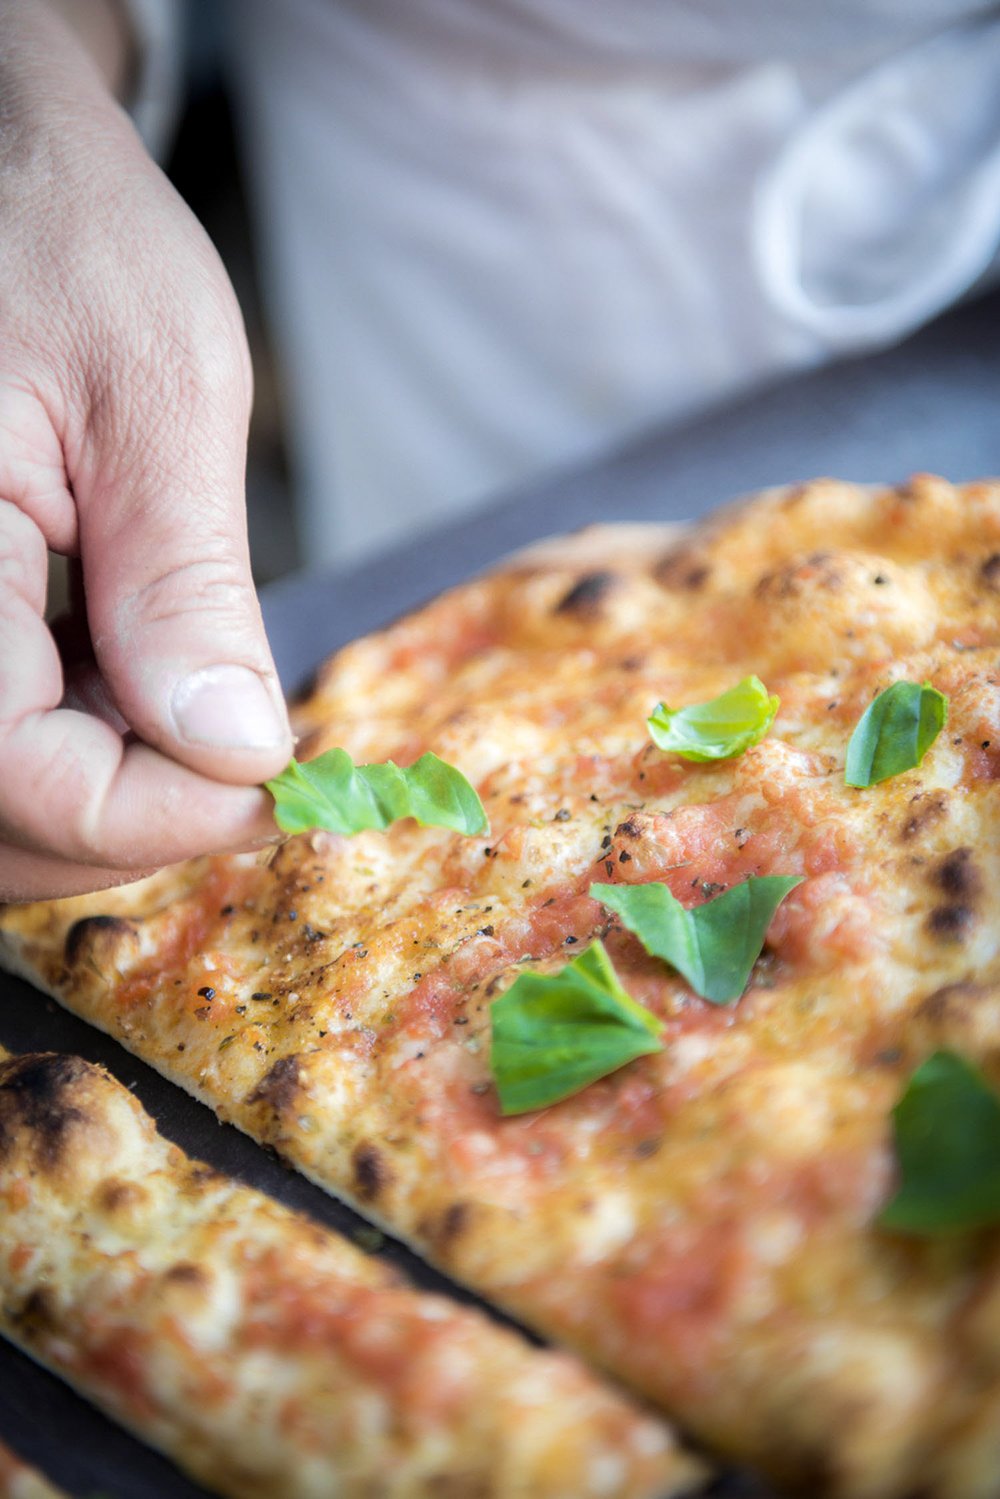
0;1049;698;1499
0;1442;68;1499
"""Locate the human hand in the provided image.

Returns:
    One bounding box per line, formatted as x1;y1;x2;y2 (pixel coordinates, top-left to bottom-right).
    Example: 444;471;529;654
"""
0;2;293;900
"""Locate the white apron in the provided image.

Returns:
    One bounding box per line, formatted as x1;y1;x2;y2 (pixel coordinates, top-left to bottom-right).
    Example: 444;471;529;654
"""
229;0;1000;561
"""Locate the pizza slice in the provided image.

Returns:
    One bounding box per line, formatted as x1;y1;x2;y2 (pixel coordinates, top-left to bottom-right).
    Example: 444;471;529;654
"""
0;1048;695;1499
0;1442;67;1499
5;476;1000;1495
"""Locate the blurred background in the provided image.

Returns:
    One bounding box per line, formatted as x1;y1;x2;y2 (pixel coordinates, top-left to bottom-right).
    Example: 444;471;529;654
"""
151;0;1000;592
167;1;300;585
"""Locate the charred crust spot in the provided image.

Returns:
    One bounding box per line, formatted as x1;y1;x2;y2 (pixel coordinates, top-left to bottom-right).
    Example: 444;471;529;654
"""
185;1163;224;1192
926;904;974;942
247;1054;302;1114
918;982;988;1023
933;848;980;902
161;1262;209;1288
439;1201;471;1245
754;552;845;601
96;1178;147;1215
896;475;939;504
899;792;947;842
352;1141;391;1202
654;548;712;590
64;914;136;969
980;553;1000;592
422;1200;472;1248
10;1287;56;1337
0;1053;89;1168
633;1137;662;1159
554;570;618;615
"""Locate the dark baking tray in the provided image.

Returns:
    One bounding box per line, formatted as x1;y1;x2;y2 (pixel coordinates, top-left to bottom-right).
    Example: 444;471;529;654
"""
2;287;1000;1497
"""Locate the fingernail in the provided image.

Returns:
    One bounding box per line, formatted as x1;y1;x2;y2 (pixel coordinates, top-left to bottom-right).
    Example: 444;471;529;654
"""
172;665;287;750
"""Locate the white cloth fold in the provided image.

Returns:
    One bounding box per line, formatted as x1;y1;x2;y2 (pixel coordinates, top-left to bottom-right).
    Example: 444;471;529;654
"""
754;7;1000;346
227;0;1000;563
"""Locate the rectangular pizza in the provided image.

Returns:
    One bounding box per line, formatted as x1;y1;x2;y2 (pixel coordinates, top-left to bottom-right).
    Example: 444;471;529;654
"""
4;474;1000;1496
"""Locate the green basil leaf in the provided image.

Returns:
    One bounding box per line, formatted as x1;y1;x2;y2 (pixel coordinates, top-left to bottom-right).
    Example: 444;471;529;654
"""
266;749;488;837
844;680;947;788
489;940;663;1115
647;675;779;762
590;875;802;1005
880;1050;1000;1235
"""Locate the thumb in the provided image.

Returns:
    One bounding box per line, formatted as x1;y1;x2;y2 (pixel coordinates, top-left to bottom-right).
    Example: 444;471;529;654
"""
75;307;293;787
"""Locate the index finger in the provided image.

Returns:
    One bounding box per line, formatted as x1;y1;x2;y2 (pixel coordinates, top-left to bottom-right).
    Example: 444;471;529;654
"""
0;500;281;876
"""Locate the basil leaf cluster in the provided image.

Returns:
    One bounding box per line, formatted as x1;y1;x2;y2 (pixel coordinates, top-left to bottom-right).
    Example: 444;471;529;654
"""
266;749;488;837
489;877;801;1113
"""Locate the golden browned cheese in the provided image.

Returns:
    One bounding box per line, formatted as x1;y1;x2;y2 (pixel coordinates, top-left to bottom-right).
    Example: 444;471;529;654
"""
0;1048;691;1499
5;475;1000;1496
0;1442;67;1499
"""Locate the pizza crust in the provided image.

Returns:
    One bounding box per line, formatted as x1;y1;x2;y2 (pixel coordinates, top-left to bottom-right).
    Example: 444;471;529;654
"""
5;475;1000;1495
0;1047;695;1499
0;1442;67;1499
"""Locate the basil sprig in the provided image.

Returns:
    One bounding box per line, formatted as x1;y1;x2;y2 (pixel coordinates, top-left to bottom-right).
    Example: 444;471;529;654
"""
844;680;947;788
266;749;488;837
880;1050;1000;1235
647;675;779;762
590;875;801;1005
489;941;663;1115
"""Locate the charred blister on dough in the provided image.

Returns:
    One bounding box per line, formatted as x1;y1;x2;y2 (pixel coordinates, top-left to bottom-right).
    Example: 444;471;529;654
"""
553;570;619;616
63;914;139;975
419;1199;473;1253
932;848;981;902
926;904;976;943
352;1141;392;1203
157;1262;213;1308
176;1161;226;1202
916;982;992;1027
161;1261;208;1286
899;792;949;843
246;1054;303;1117
754;552;845;602
0;1053;89;1170
653;547;712;591
979;553;1000;593
8;1286;57;1339
94;1178;149;1218
912;978;1000;1057
897;472;951;505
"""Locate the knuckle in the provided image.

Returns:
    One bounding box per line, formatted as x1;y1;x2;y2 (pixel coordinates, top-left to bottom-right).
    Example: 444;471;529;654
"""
125;551;259;639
